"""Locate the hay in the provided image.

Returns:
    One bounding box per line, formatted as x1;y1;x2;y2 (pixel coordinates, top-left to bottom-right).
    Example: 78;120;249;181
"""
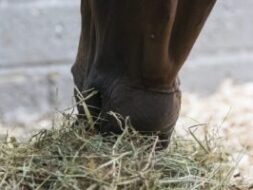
0;114;243;190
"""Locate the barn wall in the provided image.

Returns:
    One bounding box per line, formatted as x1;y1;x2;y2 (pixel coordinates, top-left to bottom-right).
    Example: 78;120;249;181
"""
0;0;253;123
181;0;253;93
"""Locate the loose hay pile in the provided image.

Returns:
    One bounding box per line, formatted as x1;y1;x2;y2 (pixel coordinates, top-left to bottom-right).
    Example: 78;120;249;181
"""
0;116;241;190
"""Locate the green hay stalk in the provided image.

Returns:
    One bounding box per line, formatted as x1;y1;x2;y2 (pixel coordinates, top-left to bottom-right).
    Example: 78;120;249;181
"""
0;113;244;190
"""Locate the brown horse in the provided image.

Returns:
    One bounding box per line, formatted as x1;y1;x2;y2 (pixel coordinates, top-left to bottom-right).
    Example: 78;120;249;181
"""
72;0;217;148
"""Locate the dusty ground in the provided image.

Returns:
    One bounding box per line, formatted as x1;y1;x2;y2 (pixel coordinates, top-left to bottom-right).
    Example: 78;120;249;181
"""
178;80;253;186
0;79;252;187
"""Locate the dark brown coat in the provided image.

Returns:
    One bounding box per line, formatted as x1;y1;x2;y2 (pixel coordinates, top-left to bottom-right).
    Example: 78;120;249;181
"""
72;0;217;148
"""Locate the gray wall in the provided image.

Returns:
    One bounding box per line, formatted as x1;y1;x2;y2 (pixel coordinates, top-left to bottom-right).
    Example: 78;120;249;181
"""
0;0;253;124
182;1;253;93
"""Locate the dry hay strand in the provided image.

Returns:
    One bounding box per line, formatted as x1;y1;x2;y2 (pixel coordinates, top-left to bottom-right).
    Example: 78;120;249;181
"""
0;112;248;190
